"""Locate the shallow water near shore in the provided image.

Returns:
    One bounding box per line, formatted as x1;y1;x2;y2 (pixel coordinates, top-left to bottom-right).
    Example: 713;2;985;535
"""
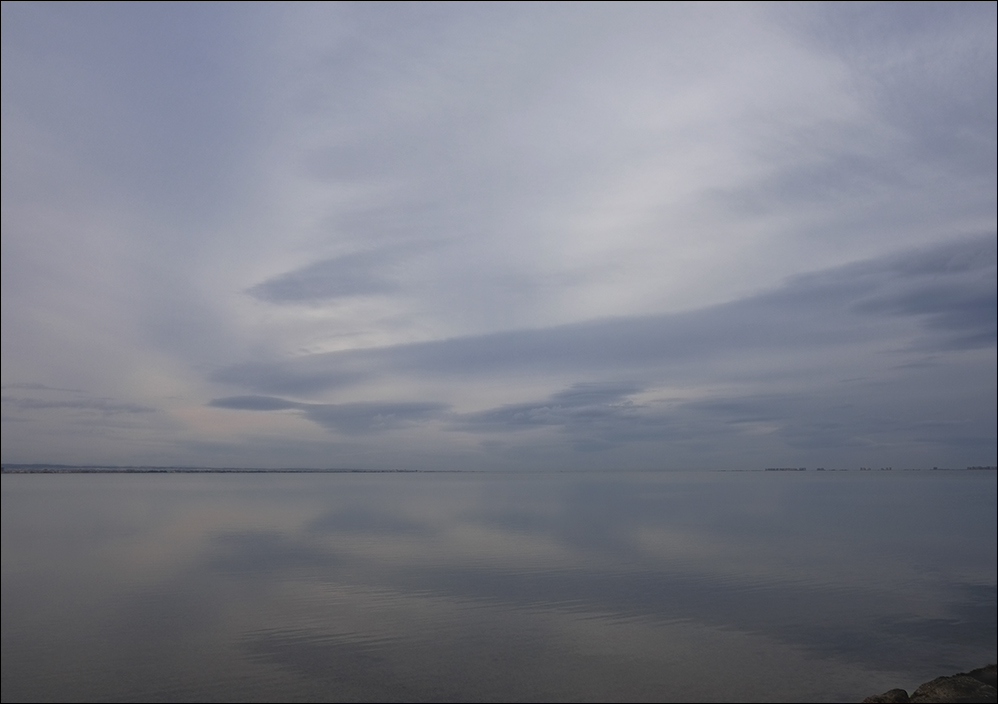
2;470;995;702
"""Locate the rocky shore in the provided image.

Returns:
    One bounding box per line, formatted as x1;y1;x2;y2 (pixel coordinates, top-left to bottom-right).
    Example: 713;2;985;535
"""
863;665;996;703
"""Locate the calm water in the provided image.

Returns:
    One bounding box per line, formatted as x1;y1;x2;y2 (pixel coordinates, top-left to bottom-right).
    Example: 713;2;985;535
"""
2;470;995;702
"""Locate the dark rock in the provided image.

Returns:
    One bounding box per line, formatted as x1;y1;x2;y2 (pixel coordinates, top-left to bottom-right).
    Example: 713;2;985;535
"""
863;666;998;704
965;665;997;690
863;688;911;703
909;675;996;703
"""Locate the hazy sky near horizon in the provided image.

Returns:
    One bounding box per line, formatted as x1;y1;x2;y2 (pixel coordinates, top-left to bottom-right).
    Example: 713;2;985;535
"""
2;2;995;470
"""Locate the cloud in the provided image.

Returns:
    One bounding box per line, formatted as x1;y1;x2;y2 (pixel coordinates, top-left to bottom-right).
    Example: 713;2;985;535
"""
1;383;84;393
455;360;995;459
210;362;361;397
207;395;299;412
209;396;448;435
680;385;995;456
846;237;996;350
247;250;402;303
303;402;448;435
1;396;155;415
454;383;653;450
201;236;995;463
2;3;994;468
214;235;996;396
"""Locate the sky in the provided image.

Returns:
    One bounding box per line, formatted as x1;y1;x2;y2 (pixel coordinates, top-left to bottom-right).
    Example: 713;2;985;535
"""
2;1;995;471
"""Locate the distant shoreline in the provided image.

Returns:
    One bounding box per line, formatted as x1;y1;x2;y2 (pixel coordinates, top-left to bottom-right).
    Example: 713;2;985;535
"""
2;465;995;474
0;465;428;474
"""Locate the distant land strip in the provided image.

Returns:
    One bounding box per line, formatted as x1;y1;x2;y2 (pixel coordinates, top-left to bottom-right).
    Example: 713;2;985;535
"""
2;465;994;474
0;465;430;474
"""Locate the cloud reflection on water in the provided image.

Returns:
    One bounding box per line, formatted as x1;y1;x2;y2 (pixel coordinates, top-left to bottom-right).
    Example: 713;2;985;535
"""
2;471;995;702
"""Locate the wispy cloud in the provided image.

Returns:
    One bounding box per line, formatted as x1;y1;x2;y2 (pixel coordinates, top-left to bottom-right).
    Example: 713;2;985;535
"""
209;396;448;435
1;397;154;414
214;235;995;392
248;249;407;304
2;2;994;467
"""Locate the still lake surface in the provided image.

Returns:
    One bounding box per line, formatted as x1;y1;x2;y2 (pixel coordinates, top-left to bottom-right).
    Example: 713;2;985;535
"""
2;470;995;702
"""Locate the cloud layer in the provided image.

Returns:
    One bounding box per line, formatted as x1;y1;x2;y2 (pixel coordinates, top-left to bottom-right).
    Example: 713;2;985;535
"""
2;3;995;469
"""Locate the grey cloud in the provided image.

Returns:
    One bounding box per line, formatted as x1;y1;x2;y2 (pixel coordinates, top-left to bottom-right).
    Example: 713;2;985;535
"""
455;385;730;452
457;382;645;432
210;362;360;396
1;383;84;393
882;236;996;277
214;235;996;398
304;138;430;184
302;402;448;435
547;383;645;407
855;284;995;351
209;396;448;435
455;383;679;452
748;235;996;352
247;250;400;303
717;4;996;264
678;394;865;451
6;2;994;469
2;2;265;231
844;236;996;350
456;362;995;459
1;396;155;414
799;2;996;169
682;388;996;457
208;395;301;411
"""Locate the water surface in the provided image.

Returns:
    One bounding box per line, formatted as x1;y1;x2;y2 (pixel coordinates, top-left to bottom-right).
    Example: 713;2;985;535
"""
2;470;995;702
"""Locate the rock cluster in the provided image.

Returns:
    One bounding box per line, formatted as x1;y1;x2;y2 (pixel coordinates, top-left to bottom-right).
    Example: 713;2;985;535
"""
863;665;997;703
